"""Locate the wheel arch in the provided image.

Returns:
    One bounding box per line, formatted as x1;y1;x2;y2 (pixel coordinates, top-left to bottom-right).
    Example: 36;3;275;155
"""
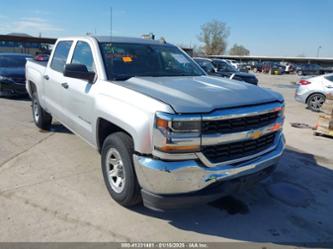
305;92;326;104
27;80;37;95
96;118;134;153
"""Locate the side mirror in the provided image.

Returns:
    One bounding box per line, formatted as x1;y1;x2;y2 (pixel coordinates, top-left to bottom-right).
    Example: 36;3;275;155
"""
63;64;95;82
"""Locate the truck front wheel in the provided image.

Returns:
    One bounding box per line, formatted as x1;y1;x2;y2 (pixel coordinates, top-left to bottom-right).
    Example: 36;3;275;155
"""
101;132;141;207
31;92;52;130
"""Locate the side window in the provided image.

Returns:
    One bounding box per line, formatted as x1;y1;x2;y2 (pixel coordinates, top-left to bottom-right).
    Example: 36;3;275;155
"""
50;41;73;73
71;41;95;72
325;75;333;82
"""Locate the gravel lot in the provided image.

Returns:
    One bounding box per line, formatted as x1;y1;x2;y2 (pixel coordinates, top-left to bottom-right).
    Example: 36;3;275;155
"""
0;73;332;246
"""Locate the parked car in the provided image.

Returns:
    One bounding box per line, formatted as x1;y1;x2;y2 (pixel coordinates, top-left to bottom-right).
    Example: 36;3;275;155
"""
194;58;258;85
238;62;249;73
318;66;333;74
262;62;285;75
0;53;32;97
295;73;333;111
26;36;285;210
296;64;321;76
252;62;263;73
225;59;240;69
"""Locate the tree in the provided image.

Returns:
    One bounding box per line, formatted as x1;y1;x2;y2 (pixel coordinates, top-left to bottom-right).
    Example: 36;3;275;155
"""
229;44;250;56
198;20;230;55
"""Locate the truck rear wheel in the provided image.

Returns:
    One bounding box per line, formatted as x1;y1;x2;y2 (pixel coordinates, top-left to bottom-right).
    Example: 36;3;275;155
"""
101;132;141;207
31;91;52;130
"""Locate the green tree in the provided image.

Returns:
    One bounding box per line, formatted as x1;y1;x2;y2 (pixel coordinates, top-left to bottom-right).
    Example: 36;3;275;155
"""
198;20;230;55
229;44;250;56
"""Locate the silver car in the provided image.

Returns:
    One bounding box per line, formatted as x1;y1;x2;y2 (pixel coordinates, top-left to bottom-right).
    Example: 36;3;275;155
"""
295;74;333;111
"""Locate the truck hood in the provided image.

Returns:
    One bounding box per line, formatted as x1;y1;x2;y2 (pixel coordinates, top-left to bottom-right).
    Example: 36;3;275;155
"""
116;76;283;113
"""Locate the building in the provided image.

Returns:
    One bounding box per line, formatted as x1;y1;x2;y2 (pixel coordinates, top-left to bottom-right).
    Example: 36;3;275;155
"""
0;34;56;55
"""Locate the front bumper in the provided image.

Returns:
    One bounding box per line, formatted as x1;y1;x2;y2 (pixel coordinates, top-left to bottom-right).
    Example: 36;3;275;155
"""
0;81;27;96
133;133;285;209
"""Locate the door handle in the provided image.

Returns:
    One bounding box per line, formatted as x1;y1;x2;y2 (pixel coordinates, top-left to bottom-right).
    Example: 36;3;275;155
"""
61;82;69;89
43;75;49;80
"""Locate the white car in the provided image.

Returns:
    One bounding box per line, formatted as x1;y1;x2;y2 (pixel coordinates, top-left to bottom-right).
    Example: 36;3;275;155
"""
224;59;239;69
295;73;333;111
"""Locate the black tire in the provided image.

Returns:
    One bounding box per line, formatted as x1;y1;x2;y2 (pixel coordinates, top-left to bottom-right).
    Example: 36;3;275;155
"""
31;91;52;130
306;93;326;112
101;132;141;207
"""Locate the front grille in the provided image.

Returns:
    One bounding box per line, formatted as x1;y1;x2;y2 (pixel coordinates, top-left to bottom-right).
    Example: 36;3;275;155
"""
202;111;279;134
202;132;276;164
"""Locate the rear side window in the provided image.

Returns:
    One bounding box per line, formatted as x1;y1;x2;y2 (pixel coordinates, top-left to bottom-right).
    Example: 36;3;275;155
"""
50;41;73;72
71;41;95;72
325;75;333;82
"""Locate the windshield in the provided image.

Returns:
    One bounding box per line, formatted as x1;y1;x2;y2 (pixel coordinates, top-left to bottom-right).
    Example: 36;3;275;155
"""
0;55;31;68
99;42;205;80
194;59;215;72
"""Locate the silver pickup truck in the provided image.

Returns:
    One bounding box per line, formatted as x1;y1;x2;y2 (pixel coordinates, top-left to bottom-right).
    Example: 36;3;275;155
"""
26;36;285;210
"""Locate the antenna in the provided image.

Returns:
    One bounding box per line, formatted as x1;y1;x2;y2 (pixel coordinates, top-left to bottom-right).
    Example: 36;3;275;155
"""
110;7;113;38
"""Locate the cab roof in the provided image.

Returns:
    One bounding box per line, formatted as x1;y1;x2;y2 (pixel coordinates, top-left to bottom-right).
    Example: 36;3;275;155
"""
94;36;173;46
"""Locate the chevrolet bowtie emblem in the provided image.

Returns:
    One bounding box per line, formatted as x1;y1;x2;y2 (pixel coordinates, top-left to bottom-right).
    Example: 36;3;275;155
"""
250;130;263;140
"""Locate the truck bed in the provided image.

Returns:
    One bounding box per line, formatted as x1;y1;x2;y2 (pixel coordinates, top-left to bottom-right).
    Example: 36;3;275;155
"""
27;59;48;67
25;59;48;97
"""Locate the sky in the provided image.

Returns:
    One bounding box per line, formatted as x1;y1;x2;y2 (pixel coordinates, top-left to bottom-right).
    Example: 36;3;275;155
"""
0;0;332;57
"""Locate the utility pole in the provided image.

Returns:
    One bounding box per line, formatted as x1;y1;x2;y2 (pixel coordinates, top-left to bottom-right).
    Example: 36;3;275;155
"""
317;45;322;57
110;7;113;38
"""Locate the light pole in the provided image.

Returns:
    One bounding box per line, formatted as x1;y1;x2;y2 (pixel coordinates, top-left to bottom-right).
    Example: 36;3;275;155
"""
317;45;322;57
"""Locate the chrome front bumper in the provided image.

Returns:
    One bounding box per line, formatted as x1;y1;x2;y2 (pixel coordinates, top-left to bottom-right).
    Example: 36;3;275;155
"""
133;133;285;195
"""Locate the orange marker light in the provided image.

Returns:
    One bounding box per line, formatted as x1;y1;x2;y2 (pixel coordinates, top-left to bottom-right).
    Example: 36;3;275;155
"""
122;56;133;63
270;123;282;132
274;107;283;112
158;145;200;153
156;118;169;129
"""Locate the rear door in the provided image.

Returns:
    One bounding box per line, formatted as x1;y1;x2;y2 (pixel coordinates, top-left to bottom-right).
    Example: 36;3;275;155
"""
43;40;73;124
63;40;97;144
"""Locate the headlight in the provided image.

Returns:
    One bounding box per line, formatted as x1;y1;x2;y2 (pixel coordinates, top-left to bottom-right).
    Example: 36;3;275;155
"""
153;112;201;153
0;75;11;81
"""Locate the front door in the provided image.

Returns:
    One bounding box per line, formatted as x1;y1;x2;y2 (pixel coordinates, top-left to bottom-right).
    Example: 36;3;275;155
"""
63;41;97;144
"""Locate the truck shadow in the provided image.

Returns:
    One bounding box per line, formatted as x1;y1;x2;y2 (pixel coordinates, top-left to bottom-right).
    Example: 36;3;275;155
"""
49;123;72;134
1;95;31;102
132;147;333;247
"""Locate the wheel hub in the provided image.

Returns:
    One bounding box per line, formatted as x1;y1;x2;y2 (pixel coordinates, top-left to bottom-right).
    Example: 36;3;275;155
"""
33;98;39;122
310;95;324;111
106;148;125;193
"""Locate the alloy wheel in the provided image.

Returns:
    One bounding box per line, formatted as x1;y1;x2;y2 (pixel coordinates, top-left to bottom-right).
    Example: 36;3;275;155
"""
309;94;325;111
105;148;126;193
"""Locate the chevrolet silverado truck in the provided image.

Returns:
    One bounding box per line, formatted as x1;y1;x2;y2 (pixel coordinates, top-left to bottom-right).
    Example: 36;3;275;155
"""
26;36;285;210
